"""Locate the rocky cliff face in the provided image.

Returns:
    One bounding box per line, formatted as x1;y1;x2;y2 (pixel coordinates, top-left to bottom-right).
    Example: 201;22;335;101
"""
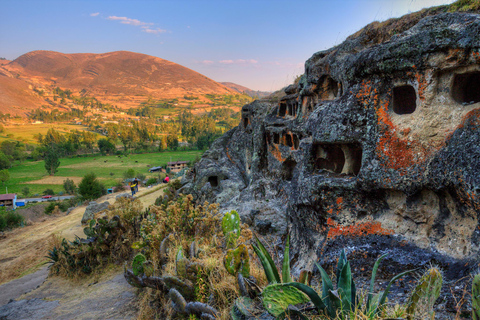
182;12;480;280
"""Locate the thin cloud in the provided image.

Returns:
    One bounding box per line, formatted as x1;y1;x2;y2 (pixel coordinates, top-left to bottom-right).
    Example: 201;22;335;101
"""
105;15;168;35
141;26;167;34
200;60;214;65
107;16;153;26
90;12;100;17
219;59;258;65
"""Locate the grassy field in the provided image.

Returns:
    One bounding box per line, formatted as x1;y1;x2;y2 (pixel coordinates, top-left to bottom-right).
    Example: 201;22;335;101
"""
4;150;203;196
0;124;98;144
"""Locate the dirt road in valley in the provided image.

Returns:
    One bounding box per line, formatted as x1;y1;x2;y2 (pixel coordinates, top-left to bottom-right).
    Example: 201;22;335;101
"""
0;184;168;319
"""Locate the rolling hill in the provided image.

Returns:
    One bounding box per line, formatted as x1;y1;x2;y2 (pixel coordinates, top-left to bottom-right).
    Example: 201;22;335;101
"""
220;82;271;98
0;50;236;115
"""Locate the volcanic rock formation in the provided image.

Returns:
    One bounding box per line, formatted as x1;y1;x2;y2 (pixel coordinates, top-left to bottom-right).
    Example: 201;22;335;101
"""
182;11;480;281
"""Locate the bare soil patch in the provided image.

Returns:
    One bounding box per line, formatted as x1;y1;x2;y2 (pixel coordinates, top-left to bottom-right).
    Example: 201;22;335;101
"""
24;176;83;185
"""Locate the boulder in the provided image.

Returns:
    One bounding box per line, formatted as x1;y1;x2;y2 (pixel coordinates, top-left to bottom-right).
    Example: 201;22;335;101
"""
81;201;110;224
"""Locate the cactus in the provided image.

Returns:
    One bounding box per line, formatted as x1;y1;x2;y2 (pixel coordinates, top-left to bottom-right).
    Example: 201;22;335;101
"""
169;288;187;312
261;283;309;317
143;260;154;277
189;240;198;258
406;266;443;319
224;244;250;278
222;210;240;248
231;296;255;319
176;246;188;278
132;253;146;276
473;272;480;320
237;272;249;297
159;233;173;264
83;219;96;238
169;288;218;318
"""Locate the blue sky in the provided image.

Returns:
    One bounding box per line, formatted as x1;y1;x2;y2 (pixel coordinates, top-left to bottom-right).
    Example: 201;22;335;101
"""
0;0;454;91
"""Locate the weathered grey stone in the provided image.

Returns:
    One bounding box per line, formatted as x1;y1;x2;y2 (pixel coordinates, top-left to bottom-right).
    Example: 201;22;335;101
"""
182;10;480;285
115;193;132;200
0;298;60;320
81;201;110;224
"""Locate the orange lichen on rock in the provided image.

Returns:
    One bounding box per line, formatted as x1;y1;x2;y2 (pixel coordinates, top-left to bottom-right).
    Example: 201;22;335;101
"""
326;219;394;240
375;97;437;173
268;143;286;162
355;80;378;109
458;108;480;128
415;71;428;101
226;146;236;165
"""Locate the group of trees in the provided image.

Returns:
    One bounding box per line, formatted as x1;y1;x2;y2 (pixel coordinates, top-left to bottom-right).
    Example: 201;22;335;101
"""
29;108;85;123
178;110;223;150
35;128;98;157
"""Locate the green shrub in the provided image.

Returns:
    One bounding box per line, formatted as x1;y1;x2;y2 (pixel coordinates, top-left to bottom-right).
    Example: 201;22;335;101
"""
44;202;57;215
146;177;157;186
43;188;55;196
136;172;146;181
0;208;24;231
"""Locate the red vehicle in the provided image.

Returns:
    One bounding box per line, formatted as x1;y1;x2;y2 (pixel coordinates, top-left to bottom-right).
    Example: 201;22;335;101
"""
42;195;52;199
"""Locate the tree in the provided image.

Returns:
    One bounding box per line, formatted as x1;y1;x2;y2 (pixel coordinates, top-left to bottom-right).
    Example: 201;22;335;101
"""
0;151;11;170
21;187;30;197
44;148;60;176
123;168;135;180
98;138;115;155
0;169;9;186
78;173;105;200
158;135;167;152
63;178;76;194
167;134;179;150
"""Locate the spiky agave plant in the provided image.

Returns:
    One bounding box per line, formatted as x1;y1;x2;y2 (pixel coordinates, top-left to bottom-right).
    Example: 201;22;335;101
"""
273;250;417;319
473;271;480;320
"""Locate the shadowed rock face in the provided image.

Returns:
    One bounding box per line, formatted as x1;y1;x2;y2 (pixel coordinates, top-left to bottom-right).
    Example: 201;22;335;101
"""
182;13;480;278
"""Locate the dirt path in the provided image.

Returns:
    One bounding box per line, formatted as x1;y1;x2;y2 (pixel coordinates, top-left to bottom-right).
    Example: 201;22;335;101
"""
0;184;168;318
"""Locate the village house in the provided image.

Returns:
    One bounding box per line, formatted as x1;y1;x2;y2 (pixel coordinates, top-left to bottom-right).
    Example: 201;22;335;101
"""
0;194;17;210
167;161;188;173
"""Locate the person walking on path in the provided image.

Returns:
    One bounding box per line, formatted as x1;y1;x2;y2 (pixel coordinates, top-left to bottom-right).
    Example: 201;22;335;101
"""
134;178;139;192
130;180;137;196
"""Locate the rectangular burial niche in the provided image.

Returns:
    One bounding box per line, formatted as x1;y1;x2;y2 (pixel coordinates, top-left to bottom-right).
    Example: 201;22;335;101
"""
273;132;280;144
287;101;297;117
208;176;219;187
312;143;362;176
285;133;293;147
243;117;249;129
278;102;287;117
293;135;300;149
281;159;297;181
319;75;341;100
392;85;417;114
452;71;480;104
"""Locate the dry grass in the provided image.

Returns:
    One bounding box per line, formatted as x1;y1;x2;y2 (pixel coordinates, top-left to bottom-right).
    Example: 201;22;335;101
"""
24;176;83;185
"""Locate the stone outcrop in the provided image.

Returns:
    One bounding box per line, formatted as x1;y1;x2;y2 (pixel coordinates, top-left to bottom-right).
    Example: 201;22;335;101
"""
81;201;110;224
181;11;480;280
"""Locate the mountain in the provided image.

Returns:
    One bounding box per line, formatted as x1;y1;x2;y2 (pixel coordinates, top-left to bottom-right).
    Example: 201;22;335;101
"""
0;50;235;115
220;82;271;98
